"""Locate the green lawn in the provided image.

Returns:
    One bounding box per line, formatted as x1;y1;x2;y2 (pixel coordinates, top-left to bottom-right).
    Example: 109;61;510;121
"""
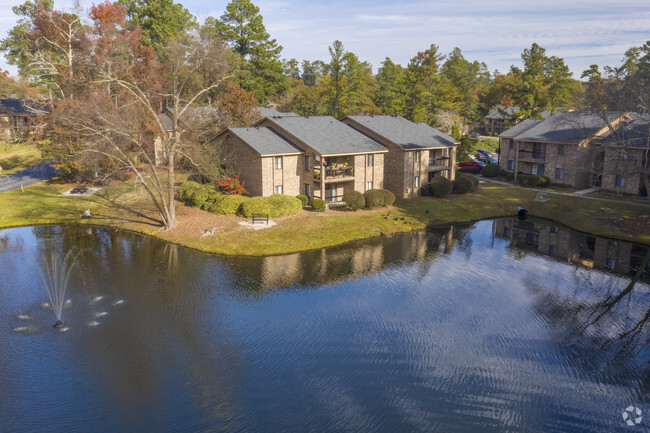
0;177;648;255
0;142;44;175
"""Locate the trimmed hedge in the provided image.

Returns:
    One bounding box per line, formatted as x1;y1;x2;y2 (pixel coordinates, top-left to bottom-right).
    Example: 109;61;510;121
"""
505;171;514;181
312;198;326;212
419;184;432;196
239;196;273;218
517;174;541;188
458;166;480;174
177;181;202;203
378;189;395;206
364;189;385;209
497;168;506;178
453;176;475;194
296;194;308;207
538;175;550;187
343;190;365;211
457;173;479;191
267;194;303;216
430;176;454;197
482;163;499;177
211;194;249;215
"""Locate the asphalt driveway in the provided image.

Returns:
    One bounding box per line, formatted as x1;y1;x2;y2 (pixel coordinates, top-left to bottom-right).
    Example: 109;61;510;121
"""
0;162;57;193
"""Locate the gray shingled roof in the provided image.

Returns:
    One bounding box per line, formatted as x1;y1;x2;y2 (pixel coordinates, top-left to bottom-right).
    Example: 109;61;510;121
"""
344;115;457;149
262;116;386;155
513;111;625;143
228;126;304;155
0;99;46;116
256;106;298;117
498;119;544;138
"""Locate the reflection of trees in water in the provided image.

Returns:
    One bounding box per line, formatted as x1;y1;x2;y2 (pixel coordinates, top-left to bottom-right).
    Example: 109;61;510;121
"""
525;248;650;393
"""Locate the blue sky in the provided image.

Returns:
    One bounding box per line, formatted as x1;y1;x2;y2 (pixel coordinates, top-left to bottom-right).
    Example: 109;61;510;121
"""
2;0;650;78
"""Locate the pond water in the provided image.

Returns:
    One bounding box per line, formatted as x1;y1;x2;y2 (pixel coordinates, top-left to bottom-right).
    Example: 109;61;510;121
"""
0;219;648;433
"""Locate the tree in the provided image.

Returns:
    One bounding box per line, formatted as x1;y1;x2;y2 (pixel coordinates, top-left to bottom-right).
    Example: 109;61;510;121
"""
205;0;287;102
374;58;406;115
1;0;89;99
118;0;195;50
440;47;490;123
44;2;234;230
325;40;345;117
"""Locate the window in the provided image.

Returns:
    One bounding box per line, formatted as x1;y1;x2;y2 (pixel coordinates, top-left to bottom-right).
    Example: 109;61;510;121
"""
442;170;449;178
429;150;435;166
555;168;563;179
304;156;310;171
366;181;373;191
274;156;282;169
414;151;420;163
618;152;628;161
616;175;625;187
367;154;374;166
508;160;514;170
509;140;515;149
305;184;311;198
414;176;420;188
274;185;283;194
607;259;616;270
551;226;558;233
444;148;449;157
549;245;557;256
557;144;565;156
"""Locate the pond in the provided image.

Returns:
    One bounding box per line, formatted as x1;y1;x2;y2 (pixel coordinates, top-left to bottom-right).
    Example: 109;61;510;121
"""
0;219;648;432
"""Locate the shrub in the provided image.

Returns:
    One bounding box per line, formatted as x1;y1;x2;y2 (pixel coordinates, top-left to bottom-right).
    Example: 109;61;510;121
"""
517;174;541;188
482;163;500;177
419;184;432;196
176;181;202;203
538;175;550;187
267;194;303;216
215;174;249;195
364;189;385;209
201;188;224;210
312;198;326;212
429;176;453;197
453;176;475;194
497;168;506;178
238;197;273;218
458;166;480;174
343;190;365;211
378;189;395;206
505;171;514;181
296;194;308;207
186;184;210;208
457;173;479;191
210;194;249;214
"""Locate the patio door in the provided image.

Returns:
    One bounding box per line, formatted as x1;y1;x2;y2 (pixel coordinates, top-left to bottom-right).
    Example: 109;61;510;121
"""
326;185;337;202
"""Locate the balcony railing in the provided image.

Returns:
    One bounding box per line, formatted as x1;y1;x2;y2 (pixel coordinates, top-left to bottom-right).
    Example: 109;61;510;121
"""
314;165;354;182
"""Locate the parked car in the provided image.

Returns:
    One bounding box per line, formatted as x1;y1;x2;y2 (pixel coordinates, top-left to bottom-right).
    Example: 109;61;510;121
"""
482;158;498;165
475;149;497;159
458;160;486;170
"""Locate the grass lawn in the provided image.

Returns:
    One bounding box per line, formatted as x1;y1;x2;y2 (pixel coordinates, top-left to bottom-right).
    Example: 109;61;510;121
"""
0;142;44;175
0;177;648;255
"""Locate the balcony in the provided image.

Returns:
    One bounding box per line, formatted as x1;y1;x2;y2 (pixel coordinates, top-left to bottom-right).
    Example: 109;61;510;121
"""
429;156;450;171
518;149;546;163
313;165;355;183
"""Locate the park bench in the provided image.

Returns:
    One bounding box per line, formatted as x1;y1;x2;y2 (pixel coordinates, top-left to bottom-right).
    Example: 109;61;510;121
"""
252;213;269;225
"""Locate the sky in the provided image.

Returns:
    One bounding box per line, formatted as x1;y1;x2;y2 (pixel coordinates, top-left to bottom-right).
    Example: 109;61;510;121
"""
1;0;650;78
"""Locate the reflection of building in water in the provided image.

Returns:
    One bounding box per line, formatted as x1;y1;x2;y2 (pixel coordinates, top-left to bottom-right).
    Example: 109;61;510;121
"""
495;218;649;281
257;227;455;289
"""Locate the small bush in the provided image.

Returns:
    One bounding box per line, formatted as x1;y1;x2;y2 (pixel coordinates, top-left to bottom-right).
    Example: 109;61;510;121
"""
457;173;479;191
364;189;385;209
517;174;541;188
458;166;480;174
238;197;273;218
312;198;326;212
505;171;514;181
430;176;454;197
482;163;500;177
343;190;365;211
267;194;303;216
187;184;210;208
453;176;475;194
210;194;249;214
378;189;395;206
177;181;202;203
296;194;308;207
497;168;506;178
419;184;432;196
538;175;550;187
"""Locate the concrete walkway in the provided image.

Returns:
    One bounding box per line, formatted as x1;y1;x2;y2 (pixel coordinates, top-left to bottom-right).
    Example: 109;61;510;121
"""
0;162;57;193
479;176;650;208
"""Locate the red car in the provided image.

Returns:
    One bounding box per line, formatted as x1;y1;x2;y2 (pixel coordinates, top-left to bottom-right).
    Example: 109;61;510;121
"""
458;160;486;170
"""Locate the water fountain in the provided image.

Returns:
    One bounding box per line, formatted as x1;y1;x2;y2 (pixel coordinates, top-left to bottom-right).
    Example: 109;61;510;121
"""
39;249;80;329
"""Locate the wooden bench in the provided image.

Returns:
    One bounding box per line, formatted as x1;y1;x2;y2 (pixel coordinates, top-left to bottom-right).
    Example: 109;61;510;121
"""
252;213;269;225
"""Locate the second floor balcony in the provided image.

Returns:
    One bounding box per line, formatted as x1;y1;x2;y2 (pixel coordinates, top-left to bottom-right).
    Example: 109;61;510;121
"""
314;165;355;182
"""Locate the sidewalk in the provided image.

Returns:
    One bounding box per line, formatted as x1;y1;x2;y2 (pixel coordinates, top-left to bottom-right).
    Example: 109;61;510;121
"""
479;176;650;208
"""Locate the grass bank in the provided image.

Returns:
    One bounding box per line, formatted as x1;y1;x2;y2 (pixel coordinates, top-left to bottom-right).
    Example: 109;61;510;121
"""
0;143;44;175
0;178;648;255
